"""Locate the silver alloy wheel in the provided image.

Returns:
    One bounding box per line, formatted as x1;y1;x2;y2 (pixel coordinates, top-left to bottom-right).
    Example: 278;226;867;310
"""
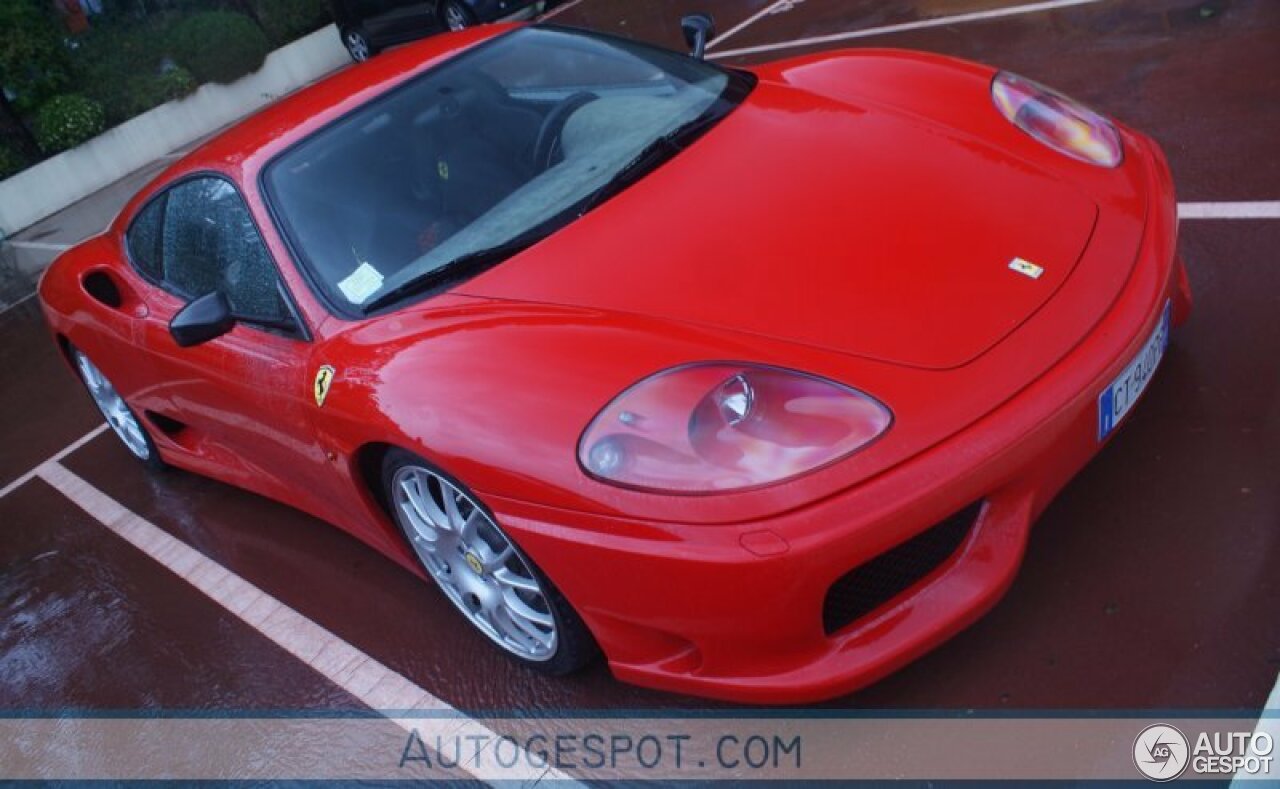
443;3;469;31
392;465;557;661
74;350;151;461
345;30;370;61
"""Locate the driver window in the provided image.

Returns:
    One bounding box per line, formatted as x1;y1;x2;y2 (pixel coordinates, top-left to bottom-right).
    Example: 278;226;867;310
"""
161;177;289;321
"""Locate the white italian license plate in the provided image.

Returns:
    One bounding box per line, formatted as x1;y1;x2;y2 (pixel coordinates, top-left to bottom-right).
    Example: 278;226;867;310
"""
1097;300;1171;441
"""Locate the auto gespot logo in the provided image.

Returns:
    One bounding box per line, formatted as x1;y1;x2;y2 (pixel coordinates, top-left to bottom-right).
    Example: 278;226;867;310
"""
1134;723;1274;781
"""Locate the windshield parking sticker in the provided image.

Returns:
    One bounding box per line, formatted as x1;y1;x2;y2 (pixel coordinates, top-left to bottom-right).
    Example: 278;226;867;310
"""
338;261;384;305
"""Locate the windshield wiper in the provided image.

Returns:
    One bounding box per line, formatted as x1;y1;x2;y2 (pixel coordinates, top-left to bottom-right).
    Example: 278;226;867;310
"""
576;110;721;219
361;231;545;314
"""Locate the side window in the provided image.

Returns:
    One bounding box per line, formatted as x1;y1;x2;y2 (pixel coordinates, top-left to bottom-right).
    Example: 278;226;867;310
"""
161;177;289;321
125;197;165;280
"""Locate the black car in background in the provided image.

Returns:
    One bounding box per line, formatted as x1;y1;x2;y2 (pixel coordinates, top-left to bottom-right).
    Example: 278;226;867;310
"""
333;0;547;61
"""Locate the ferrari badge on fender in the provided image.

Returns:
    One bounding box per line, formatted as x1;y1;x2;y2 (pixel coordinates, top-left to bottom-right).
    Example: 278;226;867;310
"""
314;365;335;407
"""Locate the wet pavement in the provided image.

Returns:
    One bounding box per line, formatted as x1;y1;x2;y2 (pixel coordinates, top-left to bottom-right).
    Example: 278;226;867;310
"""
0;301;103;489
0;478;362;710
1;0;1277;721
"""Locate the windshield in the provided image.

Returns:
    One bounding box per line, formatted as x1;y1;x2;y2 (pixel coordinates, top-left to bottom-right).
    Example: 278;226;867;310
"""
262;26;749;314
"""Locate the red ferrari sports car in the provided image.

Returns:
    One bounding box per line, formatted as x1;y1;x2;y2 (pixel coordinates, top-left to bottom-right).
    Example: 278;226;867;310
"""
39;19;1192;703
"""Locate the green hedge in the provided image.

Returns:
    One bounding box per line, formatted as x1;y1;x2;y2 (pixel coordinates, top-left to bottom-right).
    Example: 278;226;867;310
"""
126;67;200;115
0;0;73;114
33;94;106;154
71;14;197;126
0;144;28;179
170;11;271;85
256;0;332;48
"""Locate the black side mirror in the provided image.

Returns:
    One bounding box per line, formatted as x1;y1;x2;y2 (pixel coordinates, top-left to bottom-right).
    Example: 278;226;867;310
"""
169;291;236;347
681;13;715;59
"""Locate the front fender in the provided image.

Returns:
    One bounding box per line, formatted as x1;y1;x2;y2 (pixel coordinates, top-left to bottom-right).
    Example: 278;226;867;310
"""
310;292;913;528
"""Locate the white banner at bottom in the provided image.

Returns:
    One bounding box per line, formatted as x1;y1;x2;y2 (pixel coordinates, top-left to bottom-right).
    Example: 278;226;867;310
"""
1;714;1276;782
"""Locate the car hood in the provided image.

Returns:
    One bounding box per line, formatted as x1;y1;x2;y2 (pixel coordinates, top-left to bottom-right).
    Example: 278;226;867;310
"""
462;78;1098;370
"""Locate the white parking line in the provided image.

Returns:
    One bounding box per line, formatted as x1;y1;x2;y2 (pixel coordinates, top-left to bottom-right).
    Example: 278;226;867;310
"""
707;0;795;51
0;292;36;318
0;423;107;500
1232;671;1280;786
537;0;587;21
1178;201;1280;220
4;240;72;252
33;459;579;787
707;0;1107;59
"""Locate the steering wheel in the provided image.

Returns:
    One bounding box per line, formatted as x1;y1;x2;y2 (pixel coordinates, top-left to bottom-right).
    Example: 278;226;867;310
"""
532;92;598;170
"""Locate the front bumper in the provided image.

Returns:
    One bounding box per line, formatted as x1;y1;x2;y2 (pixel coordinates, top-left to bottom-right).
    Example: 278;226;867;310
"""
493;138;1191;704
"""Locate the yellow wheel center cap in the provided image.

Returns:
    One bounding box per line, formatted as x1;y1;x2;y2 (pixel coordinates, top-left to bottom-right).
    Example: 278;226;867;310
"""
464;552;484;575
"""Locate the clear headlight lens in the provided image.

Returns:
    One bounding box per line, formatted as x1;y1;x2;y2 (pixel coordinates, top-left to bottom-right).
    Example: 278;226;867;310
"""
992;71;1123;167
578;363;892;493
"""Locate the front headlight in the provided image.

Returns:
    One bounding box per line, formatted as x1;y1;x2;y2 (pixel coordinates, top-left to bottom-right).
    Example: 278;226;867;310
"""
578;363;892;493
991;71;1123;167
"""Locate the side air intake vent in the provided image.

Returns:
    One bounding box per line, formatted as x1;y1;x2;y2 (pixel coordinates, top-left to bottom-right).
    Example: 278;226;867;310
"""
82;271;122;308
822;501;984;635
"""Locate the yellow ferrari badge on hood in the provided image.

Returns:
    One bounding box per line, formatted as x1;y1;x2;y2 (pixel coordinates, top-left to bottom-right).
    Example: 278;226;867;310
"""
314;365;335;407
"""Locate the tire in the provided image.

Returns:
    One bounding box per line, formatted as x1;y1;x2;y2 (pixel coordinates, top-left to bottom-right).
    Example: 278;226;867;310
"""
439;0;476;32
381;448;596;674
71;347;166;472
342;26;376;62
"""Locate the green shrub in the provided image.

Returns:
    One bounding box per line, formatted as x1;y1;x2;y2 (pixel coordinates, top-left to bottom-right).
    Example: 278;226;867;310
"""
256;0;331;47
0;144;29;179
170;11;270;84
156;66;199;101
33;94;106;153
0;0;74;113
71;14;189;125
124;66;199;115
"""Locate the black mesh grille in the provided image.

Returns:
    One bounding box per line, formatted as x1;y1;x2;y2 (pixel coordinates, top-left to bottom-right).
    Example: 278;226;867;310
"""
822;501;984;635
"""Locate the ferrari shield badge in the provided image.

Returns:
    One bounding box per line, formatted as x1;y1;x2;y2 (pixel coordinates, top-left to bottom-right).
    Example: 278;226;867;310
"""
1008;256;1045;279
313;365;336;407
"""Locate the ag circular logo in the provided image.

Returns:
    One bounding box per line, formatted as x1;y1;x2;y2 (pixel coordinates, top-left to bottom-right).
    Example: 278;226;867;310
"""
1134;724;1190;781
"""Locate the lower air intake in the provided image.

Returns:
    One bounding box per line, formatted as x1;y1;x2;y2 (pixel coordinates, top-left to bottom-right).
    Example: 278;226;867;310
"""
822;501;984;635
